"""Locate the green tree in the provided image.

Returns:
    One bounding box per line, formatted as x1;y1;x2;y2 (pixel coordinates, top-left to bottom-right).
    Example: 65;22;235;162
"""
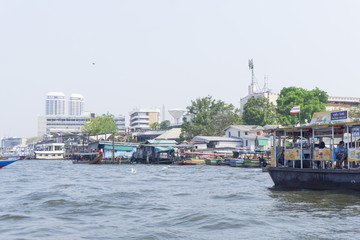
180;96;241;141
160;120;171;130
83;113;118;135
243;97;278;125
125;134;136;142
150;122;160;130
276;87;328;126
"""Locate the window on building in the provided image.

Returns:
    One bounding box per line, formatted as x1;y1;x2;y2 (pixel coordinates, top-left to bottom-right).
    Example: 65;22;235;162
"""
246;140;248;146
228;132;231;137
238;131;240;137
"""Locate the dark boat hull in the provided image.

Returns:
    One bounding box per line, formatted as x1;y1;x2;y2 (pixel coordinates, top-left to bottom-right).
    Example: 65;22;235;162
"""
268;167;360;190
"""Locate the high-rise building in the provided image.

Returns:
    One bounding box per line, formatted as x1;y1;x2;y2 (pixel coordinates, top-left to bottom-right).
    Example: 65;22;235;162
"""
46;92;65;115
69;93;85;116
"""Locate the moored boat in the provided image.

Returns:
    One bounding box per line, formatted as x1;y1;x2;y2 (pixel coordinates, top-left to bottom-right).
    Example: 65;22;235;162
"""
229;158;261;168
72;153;102;164
35;143;65;160
183;158;206;165
229;150;265;168
205;158;225;166
0;156;19;168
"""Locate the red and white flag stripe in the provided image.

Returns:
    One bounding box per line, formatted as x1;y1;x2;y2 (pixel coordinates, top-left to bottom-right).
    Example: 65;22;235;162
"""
290;105;300;114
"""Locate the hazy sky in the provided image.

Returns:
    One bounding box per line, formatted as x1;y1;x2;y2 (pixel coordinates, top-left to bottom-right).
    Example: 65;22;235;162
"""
1;0;360;137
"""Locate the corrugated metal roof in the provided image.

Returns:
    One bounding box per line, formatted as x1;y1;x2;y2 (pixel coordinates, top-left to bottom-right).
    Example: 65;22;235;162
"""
135;131;165;136
155;128;181;140
225;125;264;132
191;136;242;143
241;135;269;141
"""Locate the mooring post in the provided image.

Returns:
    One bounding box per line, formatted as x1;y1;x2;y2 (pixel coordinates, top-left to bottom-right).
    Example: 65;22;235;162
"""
112;133;115;163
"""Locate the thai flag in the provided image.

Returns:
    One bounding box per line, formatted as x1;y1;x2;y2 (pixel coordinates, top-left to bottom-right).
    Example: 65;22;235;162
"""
290;105;300;114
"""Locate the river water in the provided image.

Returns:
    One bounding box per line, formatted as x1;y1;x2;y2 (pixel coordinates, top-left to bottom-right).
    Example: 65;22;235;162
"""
2;160;360;239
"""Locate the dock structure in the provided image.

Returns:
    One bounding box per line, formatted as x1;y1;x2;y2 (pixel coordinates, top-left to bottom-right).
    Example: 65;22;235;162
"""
132;140;179;164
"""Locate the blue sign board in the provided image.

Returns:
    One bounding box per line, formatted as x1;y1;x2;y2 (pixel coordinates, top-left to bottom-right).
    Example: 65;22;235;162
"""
330;110;348;121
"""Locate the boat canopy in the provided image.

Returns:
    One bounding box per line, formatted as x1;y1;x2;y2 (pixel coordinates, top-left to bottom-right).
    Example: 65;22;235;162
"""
104;145;136;151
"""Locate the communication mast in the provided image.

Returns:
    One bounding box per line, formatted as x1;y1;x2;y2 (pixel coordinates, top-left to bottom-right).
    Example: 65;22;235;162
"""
248;59;259;95
262;75;271;93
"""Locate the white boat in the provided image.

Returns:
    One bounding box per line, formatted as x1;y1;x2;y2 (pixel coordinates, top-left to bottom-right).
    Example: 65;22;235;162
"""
35;143;65;160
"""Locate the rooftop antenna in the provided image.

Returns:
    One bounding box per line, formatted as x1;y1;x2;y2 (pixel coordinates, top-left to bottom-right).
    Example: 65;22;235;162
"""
263;75;271;93
248;59;254;85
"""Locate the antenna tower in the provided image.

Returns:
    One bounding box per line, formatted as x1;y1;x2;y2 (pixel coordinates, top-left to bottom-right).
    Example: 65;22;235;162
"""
248;59;259;95
263;75;271;93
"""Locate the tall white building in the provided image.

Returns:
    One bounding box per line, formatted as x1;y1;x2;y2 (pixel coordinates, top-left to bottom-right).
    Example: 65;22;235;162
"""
46;92;65;115
69;93;85;116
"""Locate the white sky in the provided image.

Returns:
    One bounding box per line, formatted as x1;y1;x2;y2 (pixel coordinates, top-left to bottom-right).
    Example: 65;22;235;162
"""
1;0;360;137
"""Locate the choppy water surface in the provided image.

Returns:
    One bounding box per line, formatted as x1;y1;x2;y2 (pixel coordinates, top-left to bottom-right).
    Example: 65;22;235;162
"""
2;160;360;239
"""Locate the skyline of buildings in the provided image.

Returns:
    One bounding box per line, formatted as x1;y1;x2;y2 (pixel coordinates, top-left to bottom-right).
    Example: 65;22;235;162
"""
46;92;84;116
8;85;360;139
39;92;126;137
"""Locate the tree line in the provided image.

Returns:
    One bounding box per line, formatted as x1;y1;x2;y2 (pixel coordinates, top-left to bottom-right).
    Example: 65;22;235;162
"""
82;87;359;142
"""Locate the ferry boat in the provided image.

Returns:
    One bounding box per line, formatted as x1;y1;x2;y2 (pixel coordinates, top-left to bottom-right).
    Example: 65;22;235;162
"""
266;110;360;190
34;143;65;160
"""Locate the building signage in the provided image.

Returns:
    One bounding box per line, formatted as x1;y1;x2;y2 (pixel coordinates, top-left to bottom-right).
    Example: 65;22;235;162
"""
330;111;348;121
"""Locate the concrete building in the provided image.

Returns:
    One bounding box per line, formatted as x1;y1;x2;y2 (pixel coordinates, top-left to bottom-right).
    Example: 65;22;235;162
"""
190;136;243;151
240;91;279;114
37;113;126;137
46;92;66;115
1;137;23;154
129;108;160;132
69;93;85;116
326;96;360;111
224;125;269;151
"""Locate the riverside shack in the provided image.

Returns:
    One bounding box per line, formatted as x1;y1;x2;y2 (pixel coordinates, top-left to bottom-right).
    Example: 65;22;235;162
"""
88;140;138;160
132;140;178;164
